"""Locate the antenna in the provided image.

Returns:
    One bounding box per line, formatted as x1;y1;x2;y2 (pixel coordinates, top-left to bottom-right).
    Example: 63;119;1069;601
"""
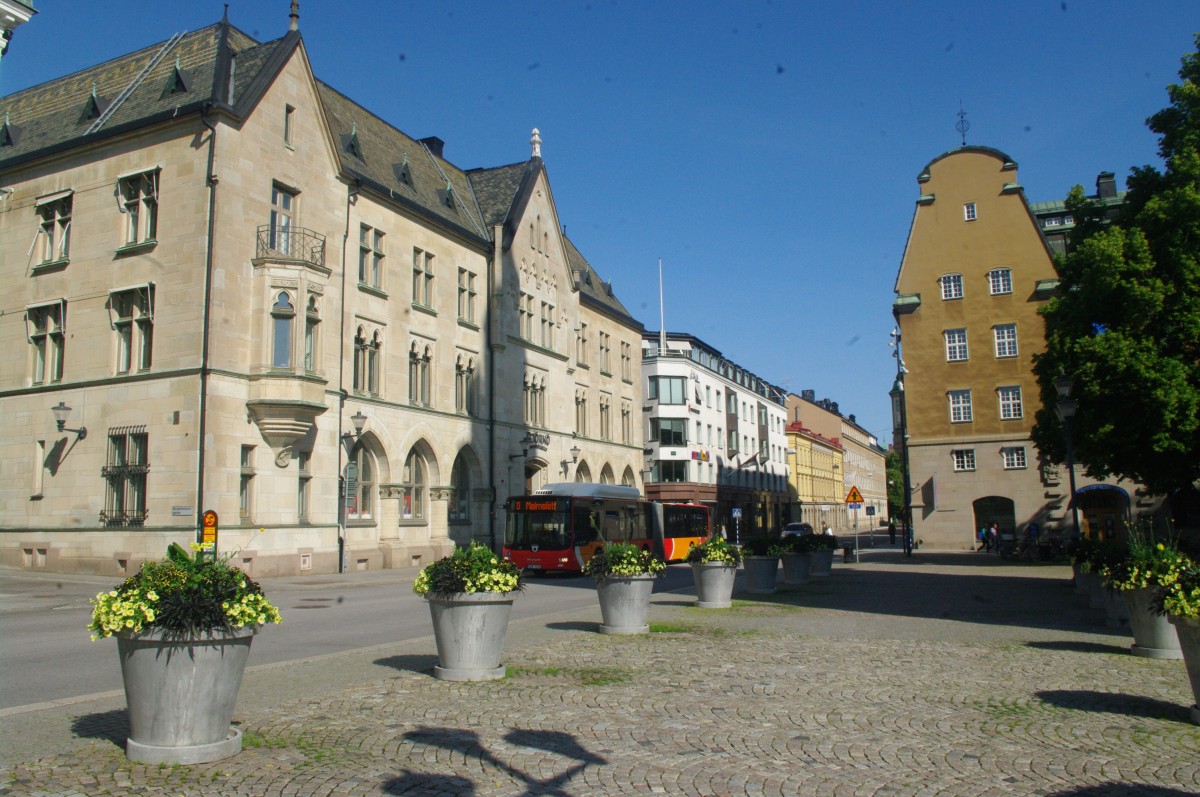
956;102;970;146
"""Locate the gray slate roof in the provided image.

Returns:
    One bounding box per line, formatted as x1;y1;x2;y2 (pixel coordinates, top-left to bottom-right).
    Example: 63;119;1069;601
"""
0;17;638;327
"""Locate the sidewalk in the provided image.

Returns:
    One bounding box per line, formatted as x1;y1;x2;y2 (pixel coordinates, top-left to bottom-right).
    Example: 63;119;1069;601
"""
2;551;1198;796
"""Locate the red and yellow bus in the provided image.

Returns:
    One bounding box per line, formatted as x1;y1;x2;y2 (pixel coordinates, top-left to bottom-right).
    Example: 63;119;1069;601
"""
503;483;712;572
650;502;712;562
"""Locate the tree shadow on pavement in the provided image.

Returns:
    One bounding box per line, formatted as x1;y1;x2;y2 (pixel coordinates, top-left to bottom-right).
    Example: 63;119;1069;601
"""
383;726;606;796
69;708;127;749
373;653;438;674
1036;689;1193;723
544;620;595;633
1045;784;1200;796
1026;640;1129;656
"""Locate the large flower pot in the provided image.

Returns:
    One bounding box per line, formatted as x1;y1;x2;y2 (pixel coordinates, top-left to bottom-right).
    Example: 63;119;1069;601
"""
1124;587;1182;659
117;625;256;764
691;562;737;608
1169;616;1200;725
809;548;835;578
1072;562;1089;595
742;556;779;594
781;552;812;586
1103;586;1130;627
595;575;656;634
1078;570;1105;609
426;592;516;681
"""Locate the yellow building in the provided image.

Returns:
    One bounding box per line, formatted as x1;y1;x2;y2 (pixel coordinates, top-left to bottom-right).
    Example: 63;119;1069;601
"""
786;423;844;532
893;147;1144;549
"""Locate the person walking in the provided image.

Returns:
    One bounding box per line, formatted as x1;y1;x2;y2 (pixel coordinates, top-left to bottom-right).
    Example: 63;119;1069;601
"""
988;522;999;554
977;524;989;552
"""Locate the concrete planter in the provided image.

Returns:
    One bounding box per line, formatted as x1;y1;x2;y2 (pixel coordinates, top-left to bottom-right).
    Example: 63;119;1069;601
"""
690;562;737;608
809;548;835;578
1169;616;1200;725
426;592;516;681
1103;585;1130;627
1072;562;1089;596
116;625;257;764
742;556;779;594
1123;586;1182;659
595;574;656;634
781;552;812;586
1078;570;1105;609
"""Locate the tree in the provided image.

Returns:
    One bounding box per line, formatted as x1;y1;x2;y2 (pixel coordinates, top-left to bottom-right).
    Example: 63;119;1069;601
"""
885;448;905;520
1032;36;1200;496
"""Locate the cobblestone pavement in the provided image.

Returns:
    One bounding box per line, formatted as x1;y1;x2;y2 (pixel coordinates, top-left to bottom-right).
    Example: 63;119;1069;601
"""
2;552;1198;796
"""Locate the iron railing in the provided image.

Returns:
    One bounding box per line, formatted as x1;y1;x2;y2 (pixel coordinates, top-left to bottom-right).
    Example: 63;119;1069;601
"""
256;225;326;268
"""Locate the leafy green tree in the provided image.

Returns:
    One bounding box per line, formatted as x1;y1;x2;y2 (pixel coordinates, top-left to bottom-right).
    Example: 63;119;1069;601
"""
885;448;905;519
1032;36;1200;495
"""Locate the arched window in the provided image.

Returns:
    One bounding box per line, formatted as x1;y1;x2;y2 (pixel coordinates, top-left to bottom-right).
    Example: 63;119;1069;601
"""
271;291;294;368
402;449;425;520
348;444;374;521
449;454;470;522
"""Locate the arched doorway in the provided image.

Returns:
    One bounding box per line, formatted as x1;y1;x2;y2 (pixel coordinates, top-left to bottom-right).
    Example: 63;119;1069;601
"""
973;496;1015;543
1075;484;1130;541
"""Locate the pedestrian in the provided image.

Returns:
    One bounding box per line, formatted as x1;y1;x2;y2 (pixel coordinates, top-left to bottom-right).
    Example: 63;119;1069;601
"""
988;522;999;554
823;522;833;536
977;525;989;552
888;519;897;545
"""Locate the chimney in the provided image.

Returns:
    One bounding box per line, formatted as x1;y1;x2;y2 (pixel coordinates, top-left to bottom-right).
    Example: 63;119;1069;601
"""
419;136;445;158
1096;171;1116;199
801;389;815;401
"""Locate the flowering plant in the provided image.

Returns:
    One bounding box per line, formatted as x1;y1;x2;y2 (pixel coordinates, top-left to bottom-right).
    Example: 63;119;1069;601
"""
685;535;743;566
583;542;666;581
1155;561;1200;620
89;543;281;640
412;542;525;598
1100;534;1190;592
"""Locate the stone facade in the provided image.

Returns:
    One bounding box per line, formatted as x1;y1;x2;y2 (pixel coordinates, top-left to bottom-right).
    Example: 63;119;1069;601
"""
0;18;643;576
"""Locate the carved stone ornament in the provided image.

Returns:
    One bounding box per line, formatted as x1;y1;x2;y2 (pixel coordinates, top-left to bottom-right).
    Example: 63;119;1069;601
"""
429;487;453;502
1041;462;1061;485
379;485;405;500
275;446;293;468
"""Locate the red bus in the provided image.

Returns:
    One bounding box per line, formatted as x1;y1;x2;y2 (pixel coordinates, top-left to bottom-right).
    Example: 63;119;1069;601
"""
504;483;650;573
504;484;712;573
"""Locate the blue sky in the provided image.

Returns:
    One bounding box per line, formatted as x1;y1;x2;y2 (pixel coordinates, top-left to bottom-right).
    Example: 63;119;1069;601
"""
3;1;1196;443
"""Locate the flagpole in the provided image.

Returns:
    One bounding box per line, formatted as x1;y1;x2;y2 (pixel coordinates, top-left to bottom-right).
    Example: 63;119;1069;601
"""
658;258;666;351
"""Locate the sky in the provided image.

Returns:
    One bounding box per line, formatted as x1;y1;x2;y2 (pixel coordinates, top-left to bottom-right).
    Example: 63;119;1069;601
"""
3;1;1196;445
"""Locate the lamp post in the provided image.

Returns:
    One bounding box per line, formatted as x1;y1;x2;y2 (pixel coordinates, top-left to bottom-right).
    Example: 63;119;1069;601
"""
1053;375;1081;539
339;410;368;574
889;327;913;557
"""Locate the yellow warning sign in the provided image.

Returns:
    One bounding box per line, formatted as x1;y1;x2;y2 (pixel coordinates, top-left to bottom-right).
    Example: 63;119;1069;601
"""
844;486;864;504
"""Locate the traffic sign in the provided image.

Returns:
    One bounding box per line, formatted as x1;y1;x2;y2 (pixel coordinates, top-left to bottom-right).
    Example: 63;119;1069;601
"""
845;486;864;504
731;508;743;518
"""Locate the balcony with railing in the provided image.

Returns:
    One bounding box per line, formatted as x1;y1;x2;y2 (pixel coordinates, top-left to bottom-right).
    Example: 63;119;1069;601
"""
255;225;327;271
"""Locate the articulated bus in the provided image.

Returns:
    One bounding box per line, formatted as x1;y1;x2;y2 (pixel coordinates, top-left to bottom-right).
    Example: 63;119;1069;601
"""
503;483;712;573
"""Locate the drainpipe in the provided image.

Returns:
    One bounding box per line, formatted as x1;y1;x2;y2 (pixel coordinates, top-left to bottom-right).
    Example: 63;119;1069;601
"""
195;104;218;539
487;224;502;552
336;181;358;573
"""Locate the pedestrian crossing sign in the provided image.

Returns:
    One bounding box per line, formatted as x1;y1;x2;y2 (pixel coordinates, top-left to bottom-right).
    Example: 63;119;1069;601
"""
845;486;864;504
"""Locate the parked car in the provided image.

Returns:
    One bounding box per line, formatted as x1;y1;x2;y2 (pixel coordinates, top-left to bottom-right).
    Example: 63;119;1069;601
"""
782;522;814;537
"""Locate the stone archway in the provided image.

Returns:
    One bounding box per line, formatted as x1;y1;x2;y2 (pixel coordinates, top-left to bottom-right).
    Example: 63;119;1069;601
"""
973;495;1016;543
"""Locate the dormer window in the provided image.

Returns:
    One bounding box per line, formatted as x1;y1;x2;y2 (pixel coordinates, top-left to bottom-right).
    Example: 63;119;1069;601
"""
164;62;193;96
342;124;363;159
80;86;111;123
394;157;412;187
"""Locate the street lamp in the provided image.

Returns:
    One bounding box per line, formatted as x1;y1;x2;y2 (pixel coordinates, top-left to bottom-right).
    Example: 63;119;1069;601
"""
889;326;913;557
561;444;581;476
51;401;87;439
1054;374;1081;539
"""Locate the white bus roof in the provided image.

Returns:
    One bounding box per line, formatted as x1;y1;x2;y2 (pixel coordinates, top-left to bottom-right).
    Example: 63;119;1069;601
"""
532;483;643;500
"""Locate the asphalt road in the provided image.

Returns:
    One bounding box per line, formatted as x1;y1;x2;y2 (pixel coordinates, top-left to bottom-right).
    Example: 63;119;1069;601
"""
0;564;697;710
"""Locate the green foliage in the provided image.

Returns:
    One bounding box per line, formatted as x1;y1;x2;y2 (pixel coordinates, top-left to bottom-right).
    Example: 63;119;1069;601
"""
1100;527;1192;592
583;542;666;581
412;541;525;597
1156;560;1200;619
787;534;822;553
1033;37;1200;494
885;448;905;518
741;535;786;557
89;542;281;639
685;535;742;565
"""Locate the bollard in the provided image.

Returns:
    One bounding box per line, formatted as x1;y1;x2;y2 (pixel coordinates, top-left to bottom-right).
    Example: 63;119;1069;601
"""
842;544;853;563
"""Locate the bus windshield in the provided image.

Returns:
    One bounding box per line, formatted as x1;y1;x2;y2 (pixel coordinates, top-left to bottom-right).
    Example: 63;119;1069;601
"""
505;498;571;550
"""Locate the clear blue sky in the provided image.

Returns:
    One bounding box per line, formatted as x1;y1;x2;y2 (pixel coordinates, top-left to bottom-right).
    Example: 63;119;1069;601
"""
3;1;1196;444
